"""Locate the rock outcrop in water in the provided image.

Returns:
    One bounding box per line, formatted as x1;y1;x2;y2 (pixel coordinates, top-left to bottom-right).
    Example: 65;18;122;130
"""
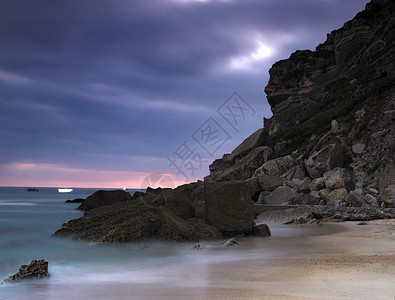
78;190;133;210
54;181;255;242
54;0;394;242
55;195;223;242
3;259;50;282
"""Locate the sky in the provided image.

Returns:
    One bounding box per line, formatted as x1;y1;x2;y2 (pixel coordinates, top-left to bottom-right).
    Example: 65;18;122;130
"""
0;0;370;189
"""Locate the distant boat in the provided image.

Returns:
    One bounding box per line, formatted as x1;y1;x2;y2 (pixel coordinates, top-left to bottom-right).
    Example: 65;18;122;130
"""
58;188;73;193
27;188;39;192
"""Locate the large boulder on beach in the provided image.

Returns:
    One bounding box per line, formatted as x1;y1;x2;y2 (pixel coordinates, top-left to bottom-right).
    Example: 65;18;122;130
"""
244;177;262;202
78;190;133;211
323;168;355;191
156;209;222;242
253;155;295;177
378;184;395;208
205;181;255;236
134;183;200;220
56;200;161;242
345;191;367;207
165;184;196;219
261;185;298;205
305;143;345;178
4;259;50;282
326;188;348;206
55;197;221;243
257;173;283;191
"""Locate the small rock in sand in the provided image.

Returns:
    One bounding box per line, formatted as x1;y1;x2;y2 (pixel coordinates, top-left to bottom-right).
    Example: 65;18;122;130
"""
223;238;239;247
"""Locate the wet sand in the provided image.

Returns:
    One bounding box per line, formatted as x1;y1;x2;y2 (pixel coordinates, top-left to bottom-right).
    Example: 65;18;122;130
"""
140;220;395;300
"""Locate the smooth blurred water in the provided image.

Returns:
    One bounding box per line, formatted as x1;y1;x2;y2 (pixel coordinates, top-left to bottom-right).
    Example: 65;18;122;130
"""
0;187;345;300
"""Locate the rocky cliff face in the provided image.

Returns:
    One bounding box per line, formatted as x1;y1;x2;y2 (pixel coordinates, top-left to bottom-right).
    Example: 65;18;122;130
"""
209;0;394;213
264;0;394;134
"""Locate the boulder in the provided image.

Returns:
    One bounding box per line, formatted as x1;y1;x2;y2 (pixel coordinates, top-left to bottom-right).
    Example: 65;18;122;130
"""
191;183;206;216
365;194;379;207
309;177;325;191
319;188;332;202
133;189;170;207
378;184;395;208
257;191;267;204
4;259;50;282
367;187;379;195
297;177;312;193
55;198;221;243
345;191;367;207
305;143;344;178
185;218;223;240
354;182;364;194
191;201;206;219
156;210;221;242
228;128;266;163
257;173;284;191
326;188;348;206
292;166;307;180
167;183;197;219
261;185;298;205
253;155;295;177
303;191;321;205
219;146;272;181
205;181;255;236
282;168;295;181
55;200;162;242
140;183;200;220
223;238;239;247
352;143;366;155
78;190;133;211
244;177;262;202
251;224;271;237
331;120;339;133
323;168;354;191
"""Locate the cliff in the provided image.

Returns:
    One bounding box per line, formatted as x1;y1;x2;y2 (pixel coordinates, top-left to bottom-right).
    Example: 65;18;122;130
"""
209;0;394;216
264;0;394;134
211;0;394;188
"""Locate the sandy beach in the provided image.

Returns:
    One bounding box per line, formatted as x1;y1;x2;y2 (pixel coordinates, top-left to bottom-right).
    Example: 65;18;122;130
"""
2;201;394;300
143;220;395;300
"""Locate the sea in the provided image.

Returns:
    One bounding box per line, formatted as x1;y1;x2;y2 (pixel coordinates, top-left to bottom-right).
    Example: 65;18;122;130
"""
0;187;343;300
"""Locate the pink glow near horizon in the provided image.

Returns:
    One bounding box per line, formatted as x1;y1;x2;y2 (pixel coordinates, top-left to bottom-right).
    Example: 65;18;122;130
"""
0;163;189;189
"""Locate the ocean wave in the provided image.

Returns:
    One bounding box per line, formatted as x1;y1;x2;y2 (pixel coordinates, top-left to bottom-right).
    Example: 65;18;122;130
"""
0;202;38;206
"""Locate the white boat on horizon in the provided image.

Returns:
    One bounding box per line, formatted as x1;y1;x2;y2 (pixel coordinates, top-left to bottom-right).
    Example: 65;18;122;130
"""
58;188;73;193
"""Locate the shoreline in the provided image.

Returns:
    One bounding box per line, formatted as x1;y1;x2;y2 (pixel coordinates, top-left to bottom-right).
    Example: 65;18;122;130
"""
149;220;395;300
1;220;394;300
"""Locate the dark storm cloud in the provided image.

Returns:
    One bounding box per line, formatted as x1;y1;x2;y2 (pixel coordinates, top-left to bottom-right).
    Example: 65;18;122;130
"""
0;0;369;182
